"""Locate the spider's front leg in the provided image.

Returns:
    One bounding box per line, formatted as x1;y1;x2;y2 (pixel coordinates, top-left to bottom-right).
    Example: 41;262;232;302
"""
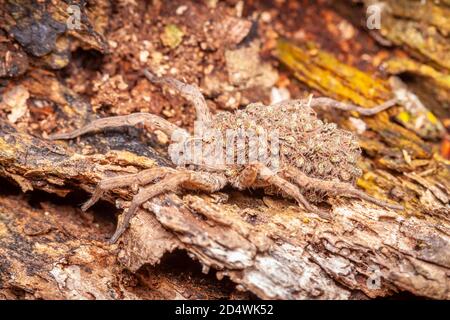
48;70;212;140
48;112;181;140
143;69;212;124
109;170;227;244
284;167;403;211
238;163;331;220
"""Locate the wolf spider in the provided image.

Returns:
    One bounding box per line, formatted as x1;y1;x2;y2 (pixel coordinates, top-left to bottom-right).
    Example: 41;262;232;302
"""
49;69;403;243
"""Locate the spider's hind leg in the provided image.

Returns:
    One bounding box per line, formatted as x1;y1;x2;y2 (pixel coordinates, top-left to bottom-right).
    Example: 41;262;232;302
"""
284;167;403;211
240;163;331;219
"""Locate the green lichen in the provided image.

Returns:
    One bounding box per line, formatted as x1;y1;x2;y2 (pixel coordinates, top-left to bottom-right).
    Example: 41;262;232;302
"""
161;24;184;49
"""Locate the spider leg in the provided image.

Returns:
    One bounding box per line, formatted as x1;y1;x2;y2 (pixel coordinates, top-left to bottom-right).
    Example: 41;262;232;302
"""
284;167;403;210
241;163;331;219
48;112;182;140
274;97;398;116
109;170;227;244
144;69;212;124
309;97;398;116
81;167;176;211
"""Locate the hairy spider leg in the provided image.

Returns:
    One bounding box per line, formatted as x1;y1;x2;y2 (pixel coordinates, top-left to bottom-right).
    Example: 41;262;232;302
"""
284;167;403;210
81;167;177;211
240;163;331;220
309;97;398;116
144;69;213;124
109;170;227;243
271;97;398;116
48;112;181;140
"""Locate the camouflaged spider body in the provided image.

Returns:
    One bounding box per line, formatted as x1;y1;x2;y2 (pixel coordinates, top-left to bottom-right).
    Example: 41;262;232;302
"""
49;70;402;243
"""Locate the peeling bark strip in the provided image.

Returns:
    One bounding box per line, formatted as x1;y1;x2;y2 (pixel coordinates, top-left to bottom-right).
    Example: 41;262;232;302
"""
0;121;448;299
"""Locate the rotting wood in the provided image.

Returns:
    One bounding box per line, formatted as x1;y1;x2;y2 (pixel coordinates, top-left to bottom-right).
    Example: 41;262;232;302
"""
0;117;449;299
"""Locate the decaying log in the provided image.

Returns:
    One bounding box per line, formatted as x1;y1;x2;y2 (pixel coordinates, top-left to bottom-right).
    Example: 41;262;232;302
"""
0;116;449;299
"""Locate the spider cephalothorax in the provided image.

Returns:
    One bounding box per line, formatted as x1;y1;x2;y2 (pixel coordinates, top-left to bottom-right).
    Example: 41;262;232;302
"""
49;69;403;243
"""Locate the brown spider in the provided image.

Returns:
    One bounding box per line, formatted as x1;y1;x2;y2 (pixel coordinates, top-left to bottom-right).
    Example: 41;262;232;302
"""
49;69;403;243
